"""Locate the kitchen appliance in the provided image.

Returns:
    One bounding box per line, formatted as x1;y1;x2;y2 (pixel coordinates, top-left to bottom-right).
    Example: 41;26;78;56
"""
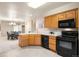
56;31;78;57
58;19;76;28
41;35;49;49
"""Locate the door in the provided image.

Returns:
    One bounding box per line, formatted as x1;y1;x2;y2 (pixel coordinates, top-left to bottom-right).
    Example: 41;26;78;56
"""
28;35;34;45
51;15;58;28
56;37;77;57
34;35;41;45
18;35;28;47
65;10;76;19
44;16;52;28
58;13;66;20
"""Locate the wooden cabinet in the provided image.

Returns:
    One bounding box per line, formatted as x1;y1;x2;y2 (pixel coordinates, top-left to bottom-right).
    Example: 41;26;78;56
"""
65;10;76;19
49;36;56;52
44;15;58;28
57;13;66;20
34;34;41;45
28;34;35;45
18;35;28;47
49;44;56;52
28;34;41;46
51;15;58;28
75;9;79;28
19;34;41;47
44;8;78;29
44;16;52;28
78;9;79;28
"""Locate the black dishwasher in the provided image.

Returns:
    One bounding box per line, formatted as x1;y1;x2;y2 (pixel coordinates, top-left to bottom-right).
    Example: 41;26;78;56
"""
41;35;49;49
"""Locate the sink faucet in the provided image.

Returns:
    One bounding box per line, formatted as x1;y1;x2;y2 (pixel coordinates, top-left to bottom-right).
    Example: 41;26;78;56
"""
50;32;54;34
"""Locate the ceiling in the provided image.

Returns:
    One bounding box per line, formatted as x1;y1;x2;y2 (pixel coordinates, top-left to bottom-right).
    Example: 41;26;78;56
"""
0;2;71;21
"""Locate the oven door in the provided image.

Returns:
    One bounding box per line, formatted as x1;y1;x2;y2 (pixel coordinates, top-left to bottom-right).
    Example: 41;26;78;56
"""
56;37;77;57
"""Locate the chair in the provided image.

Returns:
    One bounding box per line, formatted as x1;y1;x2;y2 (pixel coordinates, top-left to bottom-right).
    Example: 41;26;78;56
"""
7;32;11;40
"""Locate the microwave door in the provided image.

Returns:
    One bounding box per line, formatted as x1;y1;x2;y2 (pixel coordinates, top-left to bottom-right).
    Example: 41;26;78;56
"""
58;19;76;28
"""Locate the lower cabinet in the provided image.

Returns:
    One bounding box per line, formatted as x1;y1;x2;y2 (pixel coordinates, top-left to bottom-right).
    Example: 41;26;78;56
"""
18;34;41;47
49;36;56;52
49;44;56;52
34;35;41;45
19;35;56;52
28;35;35;45
18;35;28;47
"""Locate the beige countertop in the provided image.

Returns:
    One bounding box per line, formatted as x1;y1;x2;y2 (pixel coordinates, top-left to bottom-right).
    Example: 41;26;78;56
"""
19;33;61;36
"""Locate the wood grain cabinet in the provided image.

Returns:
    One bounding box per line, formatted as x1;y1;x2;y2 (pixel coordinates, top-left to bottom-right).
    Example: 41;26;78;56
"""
51;15;58;28
57;13;66;20
49;36;56;52
44;15;58;28
65;10;76;19
19;34;41;47
44;8;79;29
78;9;79;28
44;16;52;28
28;34;35;45
34;34;41;45
18;35;28;47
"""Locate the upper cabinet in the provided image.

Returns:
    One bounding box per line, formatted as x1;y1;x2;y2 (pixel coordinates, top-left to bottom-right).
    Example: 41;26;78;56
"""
44;16;52;28
65;10;76;19
57;13;66;20
51;15;58;28
44;8;78;28
44;15;58;28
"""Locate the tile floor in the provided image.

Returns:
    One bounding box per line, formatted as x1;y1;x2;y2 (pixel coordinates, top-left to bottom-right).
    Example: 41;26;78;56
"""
0;36;61;57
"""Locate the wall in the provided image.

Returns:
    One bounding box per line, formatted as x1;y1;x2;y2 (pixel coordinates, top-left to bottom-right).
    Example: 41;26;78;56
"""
45;3;79;16
0;21;13;36
25;18;32;33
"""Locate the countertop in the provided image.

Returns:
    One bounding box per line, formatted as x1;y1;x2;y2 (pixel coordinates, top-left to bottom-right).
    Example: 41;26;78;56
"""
19;33;61;36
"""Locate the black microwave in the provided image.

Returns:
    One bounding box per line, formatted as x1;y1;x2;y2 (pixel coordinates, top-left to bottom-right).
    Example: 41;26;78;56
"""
58;19;76;28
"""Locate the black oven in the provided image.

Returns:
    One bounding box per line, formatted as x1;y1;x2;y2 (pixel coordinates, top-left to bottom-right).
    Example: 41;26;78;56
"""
58;19;76;28
56;31;78;57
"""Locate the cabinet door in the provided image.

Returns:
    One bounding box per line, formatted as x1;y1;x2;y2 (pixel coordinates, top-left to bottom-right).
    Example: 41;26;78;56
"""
28;35;34;45
44;16;52;28
49;36;56;44
78;9;79;28
34;35;41;45
18;35;28;47
65;10;76;19
51;15;58;28
58;13;66;20
49;44;56;52
49;36;56;52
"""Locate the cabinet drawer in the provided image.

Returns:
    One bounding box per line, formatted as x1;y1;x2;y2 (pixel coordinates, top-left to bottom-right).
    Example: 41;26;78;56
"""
49;44;56;52
49;36;56;39
19;35;28;39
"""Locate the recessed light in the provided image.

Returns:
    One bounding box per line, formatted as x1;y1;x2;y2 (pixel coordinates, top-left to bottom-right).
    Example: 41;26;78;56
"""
27;2;47;8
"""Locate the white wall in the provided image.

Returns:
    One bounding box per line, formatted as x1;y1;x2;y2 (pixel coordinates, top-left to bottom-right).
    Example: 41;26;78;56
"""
0;21;13;36
45;3;79;16
25;18;32;33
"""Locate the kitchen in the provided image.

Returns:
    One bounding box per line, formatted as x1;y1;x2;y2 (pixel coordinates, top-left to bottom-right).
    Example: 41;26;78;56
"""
0;2;79;57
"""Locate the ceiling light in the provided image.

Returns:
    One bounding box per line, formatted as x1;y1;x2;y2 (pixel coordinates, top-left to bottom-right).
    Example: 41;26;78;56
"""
27;2;47;8
9;22;16;26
